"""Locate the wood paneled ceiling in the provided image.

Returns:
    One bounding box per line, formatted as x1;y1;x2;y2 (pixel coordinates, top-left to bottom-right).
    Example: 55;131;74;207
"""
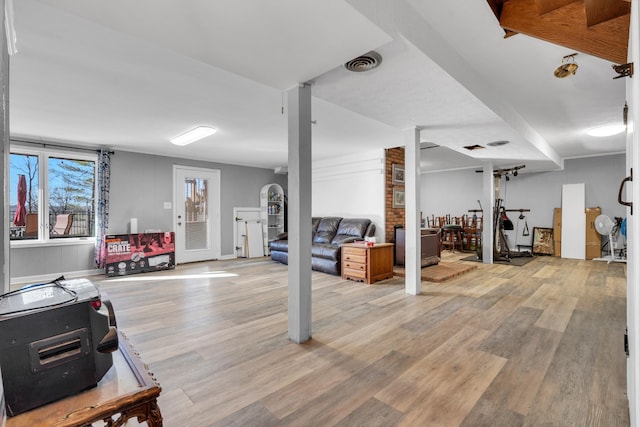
487;0;630;64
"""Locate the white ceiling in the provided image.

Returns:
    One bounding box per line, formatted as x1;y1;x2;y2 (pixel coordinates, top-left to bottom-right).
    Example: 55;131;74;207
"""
10;0;628;174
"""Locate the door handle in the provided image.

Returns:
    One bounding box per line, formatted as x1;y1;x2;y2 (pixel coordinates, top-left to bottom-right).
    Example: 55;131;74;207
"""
618;168;633;215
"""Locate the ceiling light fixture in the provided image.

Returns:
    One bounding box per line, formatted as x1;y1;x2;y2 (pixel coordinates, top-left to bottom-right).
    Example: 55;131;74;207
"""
170;126;217;146
586;124;626;137
554;53;579;78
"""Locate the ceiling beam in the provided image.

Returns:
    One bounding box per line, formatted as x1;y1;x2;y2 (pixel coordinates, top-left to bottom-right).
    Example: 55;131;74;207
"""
500;0;629;64
486;0;503;18
535;0;578;15
584;0;630;27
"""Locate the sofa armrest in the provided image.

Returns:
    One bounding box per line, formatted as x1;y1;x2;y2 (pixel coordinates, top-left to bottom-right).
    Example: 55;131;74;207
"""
364;223;376;237
335;236;363;246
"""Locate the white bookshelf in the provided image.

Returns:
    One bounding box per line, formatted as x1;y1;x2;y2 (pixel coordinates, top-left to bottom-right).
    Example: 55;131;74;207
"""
260;183;285;255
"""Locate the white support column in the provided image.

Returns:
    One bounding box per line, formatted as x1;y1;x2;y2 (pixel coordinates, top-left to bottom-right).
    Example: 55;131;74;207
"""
1;0;10;293
482;161;494;264
287;84;312;343
404;128;421;295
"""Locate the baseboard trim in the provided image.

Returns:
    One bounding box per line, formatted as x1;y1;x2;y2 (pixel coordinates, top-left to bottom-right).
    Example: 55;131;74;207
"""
11;255;242;286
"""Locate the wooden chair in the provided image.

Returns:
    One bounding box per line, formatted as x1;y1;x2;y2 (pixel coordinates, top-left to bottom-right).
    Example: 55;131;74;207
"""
51;214;74;235
24;213;38;237
441;223;464;252
463;216;482;251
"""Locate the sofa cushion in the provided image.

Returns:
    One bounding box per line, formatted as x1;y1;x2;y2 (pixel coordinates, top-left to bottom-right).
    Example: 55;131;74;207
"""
311;244;340;261
312;217;342;244
312;257;339;275
271;250;288;264
330;218;371;245
269;239;289;253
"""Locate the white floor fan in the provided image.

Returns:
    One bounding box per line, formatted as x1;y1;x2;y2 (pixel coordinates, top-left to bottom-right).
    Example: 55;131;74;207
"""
593;214;626;263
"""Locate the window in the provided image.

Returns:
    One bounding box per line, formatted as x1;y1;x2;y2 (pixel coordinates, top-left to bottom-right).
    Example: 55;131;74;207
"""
9;146;97;242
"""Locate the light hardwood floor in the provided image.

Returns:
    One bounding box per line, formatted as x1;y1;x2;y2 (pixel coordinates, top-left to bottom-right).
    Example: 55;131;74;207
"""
94;253;629;427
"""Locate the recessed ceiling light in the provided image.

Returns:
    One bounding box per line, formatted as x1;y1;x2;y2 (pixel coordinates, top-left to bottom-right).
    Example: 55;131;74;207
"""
586;124;626;137
487;140;509;147
463;144;485;151
170;126;217;146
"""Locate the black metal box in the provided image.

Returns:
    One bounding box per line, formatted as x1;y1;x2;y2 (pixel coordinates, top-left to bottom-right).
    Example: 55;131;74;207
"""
0;278;117;416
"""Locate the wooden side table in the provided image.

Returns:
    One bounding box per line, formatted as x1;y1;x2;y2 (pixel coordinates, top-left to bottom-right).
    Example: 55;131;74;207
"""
7;331;162;427
341;242;394;284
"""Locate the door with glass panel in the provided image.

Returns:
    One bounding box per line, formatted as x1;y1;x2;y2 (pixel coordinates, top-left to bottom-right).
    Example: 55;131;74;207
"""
174;166;221;263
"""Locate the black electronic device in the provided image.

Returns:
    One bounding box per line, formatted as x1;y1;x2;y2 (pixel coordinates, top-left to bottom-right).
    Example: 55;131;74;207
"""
0;278;117;416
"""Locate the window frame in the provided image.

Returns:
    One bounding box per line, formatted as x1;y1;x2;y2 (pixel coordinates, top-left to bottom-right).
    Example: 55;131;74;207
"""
9;144;98;247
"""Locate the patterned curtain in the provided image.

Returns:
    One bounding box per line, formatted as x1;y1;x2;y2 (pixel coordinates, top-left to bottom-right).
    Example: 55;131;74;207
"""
94;150;112;269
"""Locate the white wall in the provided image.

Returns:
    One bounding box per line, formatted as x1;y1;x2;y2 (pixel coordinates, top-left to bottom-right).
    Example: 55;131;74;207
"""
11;150;623;284
421;168;483;221
312;150;386;241
10;150;286;284
421;154;626;249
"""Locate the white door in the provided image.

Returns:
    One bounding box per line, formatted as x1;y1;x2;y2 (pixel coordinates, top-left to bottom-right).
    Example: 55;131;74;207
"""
233;208;263;258
626;3;639;423
174;166;221;263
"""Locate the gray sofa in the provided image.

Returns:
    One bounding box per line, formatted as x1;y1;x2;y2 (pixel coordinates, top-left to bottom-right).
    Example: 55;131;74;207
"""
269;217;376;275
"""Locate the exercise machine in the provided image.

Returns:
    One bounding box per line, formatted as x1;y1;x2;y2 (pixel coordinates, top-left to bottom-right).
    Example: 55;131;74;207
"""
493;199;532;261
472;164;531;262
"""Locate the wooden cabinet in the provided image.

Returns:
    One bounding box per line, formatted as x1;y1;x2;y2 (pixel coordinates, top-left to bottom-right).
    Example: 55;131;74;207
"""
341;243;394;284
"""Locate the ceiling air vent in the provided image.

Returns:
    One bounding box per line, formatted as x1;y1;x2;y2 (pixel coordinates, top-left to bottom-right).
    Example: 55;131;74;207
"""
344;51;383;72
487;140;509;147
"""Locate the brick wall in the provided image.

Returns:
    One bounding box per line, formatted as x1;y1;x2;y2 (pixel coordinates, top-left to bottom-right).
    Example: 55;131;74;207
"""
385;147;405;242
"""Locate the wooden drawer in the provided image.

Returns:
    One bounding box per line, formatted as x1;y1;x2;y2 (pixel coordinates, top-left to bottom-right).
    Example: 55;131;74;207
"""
343;253;366;264
343;267;367;279
343;260;366;271
342;246;366;257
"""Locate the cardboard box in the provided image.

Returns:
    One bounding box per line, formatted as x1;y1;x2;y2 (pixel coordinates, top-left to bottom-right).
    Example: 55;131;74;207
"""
554;240;562;257
553;208;562;256
586;243;601;260
553;208;562;231
585;207;601;245
105;232;175;276
551;207;602;259
585;207;602;260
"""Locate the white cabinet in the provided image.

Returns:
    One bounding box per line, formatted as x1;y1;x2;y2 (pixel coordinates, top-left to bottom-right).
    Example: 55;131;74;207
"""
260;183;285;254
